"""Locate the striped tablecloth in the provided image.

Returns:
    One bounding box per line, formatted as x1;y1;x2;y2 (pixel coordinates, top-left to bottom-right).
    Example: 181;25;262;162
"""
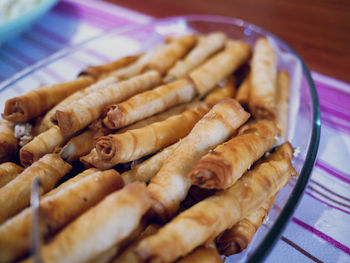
0;1;349;262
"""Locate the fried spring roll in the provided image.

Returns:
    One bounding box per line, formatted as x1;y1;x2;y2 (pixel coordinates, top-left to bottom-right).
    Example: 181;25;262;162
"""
164;32;227;82
80;148;115;170
36;76;122;134
275;71;290;138
59;130;96;162
0;120;18;162
24;182;152;263
2;76;95;123
216;195;277;256
189;120;279;189
190;40;251;96
143;35;197;75
134;146;296;262
104;78;196;129
0;169;123;263
117;101;205;133
176;244;223;263
79;54;142;79
56;70;161;135
0;162;24;188
121;141;181;185
95;106;209;166
0;154;71;224
147;98;250;220
235;77;250;107
249;38;277;119
19;125;71;167
112;224;161;263
204;76;236;107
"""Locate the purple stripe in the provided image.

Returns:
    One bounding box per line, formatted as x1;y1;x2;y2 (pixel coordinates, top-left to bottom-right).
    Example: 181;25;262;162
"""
304;191;350;215
292;217;350;254
320;105;350;124
316;160;350;184
316;80;350;99
321;115;350;136
80;48;110;63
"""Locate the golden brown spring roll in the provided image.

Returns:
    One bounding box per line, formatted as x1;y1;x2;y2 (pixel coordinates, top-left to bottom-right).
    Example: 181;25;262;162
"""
95;106;209;166
0;169;124;263
24;182;152;263
235;77;250;108
19;125;71;167
59;129;96;162
104;78;196;129
143;35;197;75
147;98;250;220
80;148;115;170
275;71;290;138
189;120;279;189
56;70;161;135
0;162;24;188
134;146;296;263
79;54;142;79
204;76;236;107
121;140;181;185
117;101;205;133
164;32;227;82
112;224;161;263
190;40;251;96
0;153;71;224
36;75;122;134
0;120;18;162
176;244;223;263
216;195;277;256
249;38;277;119
2;76;95;123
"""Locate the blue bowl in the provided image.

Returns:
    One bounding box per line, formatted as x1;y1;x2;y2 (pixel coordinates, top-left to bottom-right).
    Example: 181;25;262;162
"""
0;0;59;44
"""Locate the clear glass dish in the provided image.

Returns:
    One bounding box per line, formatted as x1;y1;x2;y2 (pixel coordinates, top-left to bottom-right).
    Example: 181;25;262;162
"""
0;15;321;262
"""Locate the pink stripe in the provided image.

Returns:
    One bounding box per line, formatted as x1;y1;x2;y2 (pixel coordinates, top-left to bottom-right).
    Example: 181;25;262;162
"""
321;116;350;136
292;217;350;254
316;80;350;99
320;105;350;124
315;161;350;184
304;191;350;215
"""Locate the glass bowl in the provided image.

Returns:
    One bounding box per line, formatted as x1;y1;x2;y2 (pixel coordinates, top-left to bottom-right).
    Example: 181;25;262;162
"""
0;15;321;262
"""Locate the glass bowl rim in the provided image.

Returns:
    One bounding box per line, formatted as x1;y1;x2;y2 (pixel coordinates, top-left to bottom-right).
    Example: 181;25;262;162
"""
0;14;321;262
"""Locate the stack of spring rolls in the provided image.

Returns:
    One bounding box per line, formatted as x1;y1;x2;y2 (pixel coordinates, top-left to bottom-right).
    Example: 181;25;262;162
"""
0;32;297;262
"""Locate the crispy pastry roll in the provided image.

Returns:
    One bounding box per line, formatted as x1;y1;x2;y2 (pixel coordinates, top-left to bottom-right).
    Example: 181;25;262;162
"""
0;169;123;263
164;32;227;82
147;98;250;220
79;54;142;79
216;194;277;256
95;106;209;166
104;78;196;129
275;71;290;138
112;224;161;263
121;141;181;185
36;76;122;134
2;76;94;123
177;244;223;263
189;120;279;189
0;153;71;224
0;162;24;188
204;76;236;107
56;70;161;135
134;146;296;263
0;120;18;162
117;101;205;133
24;182;152;263
235;77;251;108
59;130;96;162
190;40;251;96
249;38;277;119
20;125;71;167
143;35;197;75
80;148;115;170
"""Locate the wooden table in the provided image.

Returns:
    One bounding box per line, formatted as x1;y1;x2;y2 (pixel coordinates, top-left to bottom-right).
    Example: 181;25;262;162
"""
104;0;350;83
